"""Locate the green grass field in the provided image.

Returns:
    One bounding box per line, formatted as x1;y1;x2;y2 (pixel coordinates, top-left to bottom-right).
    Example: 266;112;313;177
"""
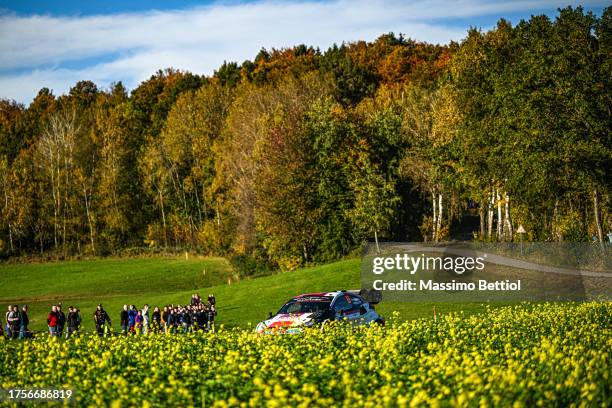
0;256;500;332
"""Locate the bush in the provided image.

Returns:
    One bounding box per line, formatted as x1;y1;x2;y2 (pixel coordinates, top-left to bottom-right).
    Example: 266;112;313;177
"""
228;253;272;277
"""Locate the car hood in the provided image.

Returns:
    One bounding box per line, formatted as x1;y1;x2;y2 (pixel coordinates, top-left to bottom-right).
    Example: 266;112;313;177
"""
256;312;315;333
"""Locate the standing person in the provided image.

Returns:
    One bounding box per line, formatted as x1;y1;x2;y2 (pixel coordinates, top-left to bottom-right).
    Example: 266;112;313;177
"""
181;306;191;332
8;305;20;339
93;304;111;337
161;306;169;334
5;305;13;338
201;304;208;331
5;306;14;339
165;307;172;334
208;294;216;306
19;305;29;340
168;307;177;334
134;310;143;334
207;303;217;332
196;304;206;330
190;305;197;330
142;304;150;335
4;306;11;338
175;307;182;332
189;306;197;330
65;306;73;338
120;305;129;335
174;306;181;333
47;305;58;336
152;306;161;332
127;305;137;334
178;306;189;332
56;304;66;338
66;307;79;338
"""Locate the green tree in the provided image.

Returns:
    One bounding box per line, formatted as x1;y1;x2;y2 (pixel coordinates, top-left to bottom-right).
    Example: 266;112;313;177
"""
347;150;399;253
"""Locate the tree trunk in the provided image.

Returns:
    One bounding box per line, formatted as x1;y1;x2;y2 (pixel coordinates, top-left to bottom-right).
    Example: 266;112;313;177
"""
62;148;70;250
49;154;59;250
7;222;13;253
436;193;443;242
194;186;203;226
112;184;124;235
593;189;604;247
374;229;380;254
448;195;454;227
432;192;437;242
479;200;485;238
504;192;512;241
487;189;494;239
202;185;207;220
173;168;193;243
83;182;95;253
158;189;167;248
496;189;503;241
552;198;560;241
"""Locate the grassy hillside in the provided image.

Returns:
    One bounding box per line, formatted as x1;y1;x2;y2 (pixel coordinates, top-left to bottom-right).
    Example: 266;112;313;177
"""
0;256;498;332
0;256;233;300
0;256;233;332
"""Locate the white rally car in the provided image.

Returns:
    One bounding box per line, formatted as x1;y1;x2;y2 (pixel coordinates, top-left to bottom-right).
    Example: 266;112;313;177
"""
255;290;383;334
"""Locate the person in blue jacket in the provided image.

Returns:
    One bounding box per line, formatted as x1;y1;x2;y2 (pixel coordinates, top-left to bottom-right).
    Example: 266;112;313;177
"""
127;304;137;334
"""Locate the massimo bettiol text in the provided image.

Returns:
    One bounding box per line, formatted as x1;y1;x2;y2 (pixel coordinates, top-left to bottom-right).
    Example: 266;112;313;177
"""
370;253;521;292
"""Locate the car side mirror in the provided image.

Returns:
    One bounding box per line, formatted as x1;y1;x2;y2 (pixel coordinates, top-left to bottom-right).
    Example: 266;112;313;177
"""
268;312;273;319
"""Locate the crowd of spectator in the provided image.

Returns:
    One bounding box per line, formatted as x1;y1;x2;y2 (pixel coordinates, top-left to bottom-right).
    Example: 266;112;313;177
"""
2;293;217;339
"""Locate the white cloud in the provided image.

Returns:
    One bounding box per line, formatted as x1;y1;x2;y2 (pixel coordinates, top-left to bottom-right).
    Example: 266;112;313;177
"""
0;0;606;103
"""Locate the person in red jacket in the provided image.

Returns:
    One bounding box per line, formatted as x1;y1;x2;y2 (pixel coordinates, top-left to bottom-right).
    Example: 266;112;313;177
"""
47;305;58;336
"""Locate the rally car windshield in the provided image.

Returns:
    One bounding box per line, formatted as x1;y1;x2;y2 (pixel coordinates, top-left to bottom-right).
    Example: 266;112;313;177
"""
277;300;331;314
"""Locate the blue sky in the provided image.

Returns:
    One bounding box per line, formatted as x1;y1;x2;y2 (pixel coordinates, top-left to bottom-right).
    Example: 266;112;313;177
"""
0;1;606;104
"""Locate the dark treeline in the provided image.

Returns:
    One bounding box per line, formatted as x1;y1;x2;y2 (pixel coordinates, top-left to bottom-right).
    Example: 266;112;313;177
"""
0;7;609;270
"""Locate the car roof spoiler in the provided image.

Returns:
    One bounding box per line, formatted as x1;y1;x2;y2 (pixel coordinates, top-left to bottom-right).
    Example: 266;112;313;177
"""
346;289;382;304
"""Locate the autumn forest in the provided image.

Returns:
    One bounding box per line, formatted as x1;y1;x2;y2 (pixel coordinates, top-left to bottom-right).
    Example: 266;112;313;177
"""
0;6;609;271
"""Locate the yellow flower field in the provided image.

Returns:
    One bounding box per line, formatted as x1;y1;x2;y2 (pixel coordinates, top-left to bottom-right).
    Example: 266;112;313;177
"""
1;302;610;407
